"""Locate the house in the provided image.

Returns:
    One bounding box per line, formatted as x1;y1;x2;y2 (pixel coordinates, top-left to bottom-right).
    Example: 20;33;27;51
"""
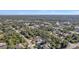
0;43;7;49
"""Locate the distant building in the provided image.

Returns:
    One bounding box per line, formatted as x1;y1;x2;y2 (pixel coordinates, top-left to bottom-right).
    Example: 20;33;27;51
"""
56;21;60;26
63;21;71;25
75;26;79;32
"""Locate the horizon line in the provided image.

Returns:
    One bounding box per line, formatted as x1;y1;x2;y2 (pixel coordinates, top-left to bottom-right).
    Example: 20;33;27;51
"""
0;10;79;15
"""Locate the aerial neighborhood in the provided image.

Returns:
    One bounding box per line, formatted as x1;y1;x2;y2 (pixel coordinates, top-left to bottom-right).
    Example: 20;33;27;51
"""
0;15;79;49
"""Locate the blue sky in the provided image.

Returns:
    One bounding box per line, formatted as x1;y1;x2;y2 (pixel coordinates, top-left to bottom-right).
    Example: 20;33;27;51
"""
0;10;79;15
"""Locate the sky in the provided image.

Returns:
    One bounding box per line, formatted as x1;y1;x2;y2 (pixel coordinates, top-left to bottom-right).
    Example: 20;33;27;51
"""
0;10;79;15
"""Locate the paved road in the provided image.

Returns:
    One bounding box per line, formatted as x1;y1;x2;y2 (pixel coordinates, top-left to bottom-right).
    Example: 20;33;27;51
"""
12;27;34;48
66;42;79;49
